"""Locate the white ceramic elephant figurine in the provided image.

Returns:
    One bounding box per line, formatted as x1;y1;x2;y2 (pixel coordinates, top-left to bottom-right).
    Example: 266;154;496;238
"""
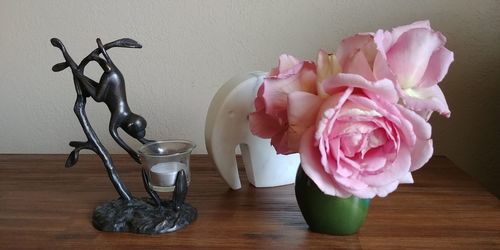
205;72;300;190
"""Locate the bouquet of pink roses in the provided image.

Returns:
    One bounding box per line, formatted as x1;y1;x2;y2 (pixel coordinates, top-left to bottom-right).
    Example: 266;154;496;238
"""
249;20;453;199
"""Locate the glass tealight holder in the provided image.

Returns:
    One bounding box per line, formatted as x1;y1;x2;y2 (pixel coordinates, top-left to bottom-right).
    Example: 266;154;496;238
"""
138;140;196;192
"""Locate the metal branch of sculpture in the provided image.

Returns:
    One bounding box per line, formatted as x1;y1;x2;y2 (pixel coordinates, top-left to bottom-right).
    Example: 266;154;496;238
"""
51;38;196;234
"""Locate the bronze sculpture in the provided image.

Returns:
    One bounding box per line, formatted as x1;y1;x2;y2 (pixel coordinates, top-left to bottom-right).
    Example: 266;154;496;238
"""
51;38;196;234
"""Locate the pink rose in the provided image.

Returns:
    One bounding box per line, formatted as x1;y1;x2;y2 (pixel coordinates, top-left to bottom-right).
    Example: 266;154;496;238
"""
374;20;454;118
300;74;433;198
249;54;322;154
333;20;453;119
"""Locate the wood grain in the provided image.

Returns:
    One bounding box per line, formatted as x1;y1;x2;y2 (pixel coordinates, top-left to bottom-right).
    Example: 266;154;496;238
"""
0;155;498;249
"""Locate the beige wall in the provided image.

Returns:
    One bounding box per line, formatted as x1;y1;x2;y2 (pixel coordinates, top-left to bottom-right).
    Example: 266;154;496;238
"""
0;0;498;196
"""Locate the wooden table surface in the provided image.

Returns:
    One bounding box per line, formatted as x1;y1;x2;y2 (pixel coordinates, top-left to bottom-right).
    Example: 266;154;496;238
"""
0;155;498;249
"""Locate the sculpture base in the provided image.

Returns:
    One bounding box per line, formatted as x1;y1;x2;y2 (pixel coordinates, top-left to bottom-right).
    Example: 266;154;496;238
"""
92;197;197;234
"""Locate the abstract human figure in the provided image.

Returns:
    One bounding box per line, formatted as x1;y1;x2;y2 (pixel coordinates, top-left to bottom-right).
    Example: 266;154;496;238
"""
51;38;196;234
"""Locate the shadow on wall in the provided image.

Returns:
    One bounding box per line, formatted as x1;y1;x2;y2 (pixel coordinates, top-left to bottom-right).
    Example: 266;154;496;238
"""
431;25;500;198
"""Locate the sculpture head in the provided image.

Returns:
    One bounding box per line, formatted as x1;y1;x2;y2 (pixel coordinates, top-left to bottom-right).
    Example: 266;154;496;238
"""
122;113;147;139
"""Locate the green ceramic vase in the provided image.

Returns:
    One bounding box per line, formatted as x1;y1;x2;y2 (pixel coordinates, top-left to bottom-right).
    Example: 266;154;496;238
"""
295;166;370;235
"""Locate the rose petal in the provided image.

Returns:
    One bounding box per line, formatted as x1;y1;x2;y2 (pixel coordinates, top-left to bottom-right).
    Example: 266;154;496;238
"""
254;86;266;112
368;118;399;154
326;137;340;174
324;73;399;103
317;50;341;97
359;148;387;172
271;129;292;155
399;172;414;184
315;88;354;140
373;29;393;56
373;52;395;82
336;34;374;67
410;138;433;171
333;119;377;138
300;127;352;197
287;92;323;152
401;84;451;117
270;54;301;76
387;28;445;89
372;180;399;198
344;50;375;81
419;46;454;88
390;20;431;45
350;94;417;147
397;105;432;139
336;155;357;177
351;188;377;199
340;133;363;157
375;20;432;58
261;78;289;114
248;112;282;138
361;146;412;186
333;172;368;192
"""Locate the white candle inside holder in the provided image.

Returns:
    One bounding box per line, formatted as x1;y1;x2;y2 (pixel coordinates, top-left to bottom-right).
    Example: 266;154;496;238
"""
149;162;188;187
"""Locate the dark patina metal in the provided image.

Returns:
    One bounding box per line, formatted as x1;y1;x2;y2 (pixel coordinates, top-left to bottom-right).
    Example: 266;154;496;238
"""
51;38;197;234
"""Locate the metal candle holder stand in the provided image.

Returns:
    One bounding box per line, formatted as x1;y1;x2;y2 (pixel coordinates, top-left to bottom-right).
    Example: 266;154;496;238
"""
51;38;197;234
